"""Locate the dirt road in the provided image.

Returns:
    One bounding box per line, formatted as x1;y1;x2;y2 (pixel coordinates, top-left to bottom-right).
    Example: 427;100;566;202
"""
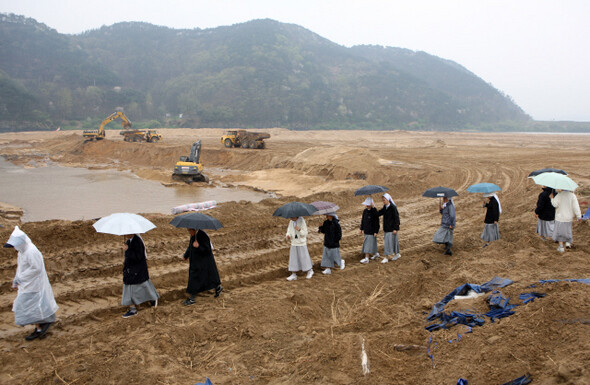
0;129;588;384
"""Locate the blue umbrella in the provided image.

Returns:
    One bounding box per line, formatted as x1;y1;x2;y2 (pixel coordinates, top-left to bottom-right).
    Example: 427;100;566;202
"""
466;183;502;194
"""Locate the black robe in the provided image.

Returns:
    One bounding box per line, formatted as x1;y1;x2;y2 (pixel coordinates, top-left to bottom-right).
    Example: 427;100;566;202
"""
377;204;400;232
123;235;150;285
535;187;556;221
484;196;500;224
184;230;221;295
360;207;380;235
318;218;342;249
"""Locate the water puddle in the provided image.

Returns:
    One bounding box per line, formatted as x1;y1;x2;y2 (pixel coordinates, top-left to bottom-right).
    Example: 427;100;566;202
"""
0;157;270;222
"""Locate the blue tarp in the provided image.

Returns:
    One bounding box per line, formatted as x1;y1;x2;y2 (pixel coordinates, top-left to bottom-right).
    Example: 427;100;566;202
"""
519;292;546;304
501;374;532;385
426;277;514;331
195;378;213;385
539;279;590;285
582;207;590;220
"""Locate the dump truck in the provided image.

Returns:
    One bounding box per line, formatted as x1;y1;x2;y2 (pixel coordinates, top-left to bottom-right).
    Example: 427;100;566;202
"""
221;130;270;149
120;129;162;142
83;111;132;141
172;140;208;183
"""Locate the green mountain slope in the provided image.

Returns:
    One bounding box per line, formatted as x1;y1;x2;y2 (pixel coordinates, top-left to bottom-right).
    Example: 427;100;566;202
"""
0;14;530;130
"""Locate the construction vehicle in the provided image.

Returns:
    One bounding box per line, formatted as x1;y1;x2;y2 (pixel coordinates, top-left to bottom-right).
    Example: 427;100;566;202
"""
83;112;132;141
120;129;162;142
172;140;208;183
221;130;270;149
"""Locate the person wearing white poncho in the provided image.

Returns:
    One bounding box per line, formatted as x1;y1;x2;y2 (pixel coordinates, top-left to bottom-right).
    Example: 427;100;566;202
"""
4;226;58;341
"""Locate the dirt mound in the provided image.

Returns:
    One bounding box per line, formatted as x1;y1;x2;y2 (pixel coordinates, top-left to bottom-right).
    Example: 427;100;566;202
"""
0;130;589;384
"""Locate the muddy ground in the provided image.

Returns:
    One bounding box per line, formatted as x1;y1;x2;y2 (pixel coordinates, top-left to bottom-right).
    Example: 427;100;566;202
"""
0;129;589;384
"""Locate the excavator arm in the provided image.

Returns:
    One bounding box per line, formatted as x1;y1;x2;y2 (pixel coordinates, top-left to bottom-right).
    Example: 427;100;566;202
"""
97;112;132;138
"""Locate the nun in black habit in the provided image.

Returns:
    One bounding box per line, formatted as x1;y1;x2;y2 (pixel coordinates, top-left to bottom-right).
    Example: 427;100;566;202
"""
121;234;160;318
183;229;223;305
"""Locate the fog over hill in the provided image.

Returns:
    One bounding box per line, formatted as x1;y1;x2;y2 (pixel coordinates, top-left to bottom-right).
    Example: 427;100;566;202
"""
0;13;531;131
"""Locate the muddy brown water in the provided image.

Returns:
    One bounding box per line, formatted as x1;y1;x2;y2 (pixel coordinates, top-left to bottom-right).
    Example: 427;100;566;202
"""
0;157;270;222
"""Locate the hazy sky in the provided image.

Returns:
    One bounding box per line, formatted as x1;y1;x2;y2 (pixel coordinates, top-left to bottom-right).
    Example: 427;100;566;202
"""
1;0;589;121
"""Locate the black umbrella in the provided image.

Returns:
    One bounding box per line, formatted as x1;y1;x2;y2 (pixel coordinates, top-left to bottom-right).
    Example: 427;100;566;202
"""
273;202;317;218
169;212;223;230
422;186;458;198
528;168;567;177
354;185;389;196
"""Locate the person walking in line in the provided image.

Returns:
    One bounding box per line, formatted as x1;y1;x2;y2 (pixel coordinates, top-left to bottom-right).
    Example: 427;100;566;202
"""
377;193;401;263
183;229;223;305
481;192;501;247
4;226;58;341
318;213;344;274
433;197;455;256
535;186;556;239
286;216;314;280
551;190;582;252
121;234;160;318
360;197;380;264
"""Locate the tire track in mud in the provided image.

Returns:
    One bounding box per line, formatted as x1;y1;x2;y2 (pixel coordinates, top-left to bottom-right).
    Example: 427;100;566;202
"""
0;159;544;346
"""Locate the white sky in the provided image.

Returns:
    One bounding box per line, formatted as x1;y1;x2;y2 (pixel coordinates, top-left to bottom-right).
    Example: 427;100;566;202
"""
1;0;589;121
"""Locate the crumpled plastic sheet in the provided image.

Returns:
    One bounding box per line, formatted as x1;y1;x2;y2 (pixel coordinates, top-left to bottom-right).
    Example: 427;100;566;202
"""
519;292;546;304
426;277;514;331
195;378;213;385
457;374;531;385
538;279;590;285
501;374;532;385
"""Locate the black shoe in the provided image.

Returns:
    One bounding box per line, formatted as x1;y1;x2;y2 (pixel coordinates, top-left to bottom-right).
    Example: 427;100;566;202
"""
214;285;223;298
149;299;158;308
37;323;52;339
183;298;196;306
482;243;489;248
122;309;138;318
443;249;452;256
25;329;40;341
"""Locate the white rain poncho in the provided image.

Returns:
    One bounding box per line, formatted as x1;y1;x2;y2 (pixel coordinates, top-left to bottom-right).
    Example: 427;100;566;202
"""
7;226;58;326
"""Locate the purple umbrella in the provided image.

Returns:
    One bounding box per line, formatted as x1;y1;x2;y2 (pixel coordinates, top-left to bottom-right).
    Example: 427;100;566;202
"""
310;201;340;215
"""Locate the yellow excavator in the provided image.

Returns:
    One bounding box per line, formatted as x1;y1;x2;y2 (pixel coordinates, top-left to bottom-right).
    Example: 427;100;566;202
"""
83;112;132;141
172;140;208;183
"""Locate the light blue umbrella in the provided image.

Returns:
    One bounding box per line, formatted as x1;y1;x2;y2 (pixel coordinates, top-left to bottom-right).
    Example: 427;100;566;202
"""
466;183;502;193
532;172;578;191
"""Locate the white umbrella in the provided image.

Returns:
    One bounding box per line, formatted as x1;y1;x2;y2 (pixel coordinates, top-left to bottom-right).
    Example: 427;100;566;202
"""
531;172;578;191
93;213;156;235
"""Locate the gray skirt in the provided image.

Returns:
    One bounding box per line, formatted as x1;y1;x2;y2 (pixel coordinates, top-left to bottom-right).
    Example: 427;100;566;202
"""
289;245;313;272
321;246;342;268
537;219;554;237
121;279;160;306
362;234;378;254
481;223;500;242
384;232;400;255
433;226;453;244
552;221;573;243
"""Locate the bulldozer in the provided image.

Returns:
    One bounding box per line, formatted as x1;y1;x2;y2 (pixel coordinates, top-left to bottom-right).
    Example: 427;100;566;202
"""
221;130;270;149
120;129;162;142
83;111;132;141
172;140;208;183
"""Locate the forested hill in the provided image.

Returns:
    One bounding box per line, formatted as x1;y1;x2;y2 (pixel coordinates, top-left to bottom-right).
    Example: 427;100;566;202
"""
0;13;530;131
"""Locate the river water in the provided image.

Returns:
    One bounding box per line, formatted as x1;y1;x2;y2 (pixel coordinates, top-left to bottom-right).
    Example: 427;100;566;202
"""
0;157;269;222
